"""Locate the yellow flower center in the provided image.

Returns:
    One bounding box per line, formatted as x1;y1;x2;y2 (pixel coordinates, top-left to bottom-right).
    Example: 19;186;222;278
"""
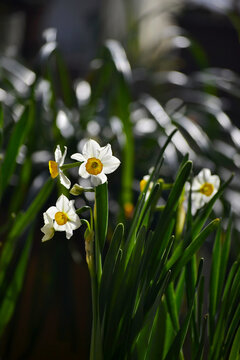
86;157;103;175
140;179;147;192
55;211;68;225
199;182;214;196
49;161;59;179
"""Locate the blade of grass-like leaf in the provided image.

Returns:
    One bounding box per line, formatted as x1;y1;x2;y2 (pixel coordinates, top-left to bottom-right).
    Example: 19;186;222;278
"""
218;217;232;305
154;161;192;255
146;160;192;278
222;301;240;358
124;130;177;267
95;182;108;253
0;104;33;200
165;282;180;332
211;261;240;359
197;276;205;337
0;178;54;284
209;225;222;342
164;259;203;360
94;182;108;284
175;268;185;313
193;314;208;360
102;227;147;359
168;218;220;281
228;325;240;360
0;227;33;337
0;105;3;149
99;223;124;321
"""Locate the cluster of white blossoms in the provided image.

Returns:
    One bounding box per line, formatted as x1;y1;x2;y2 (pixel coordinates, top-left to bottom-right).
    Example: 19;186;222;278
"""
41;139;120;241
140;167;220;215
185;168;220;215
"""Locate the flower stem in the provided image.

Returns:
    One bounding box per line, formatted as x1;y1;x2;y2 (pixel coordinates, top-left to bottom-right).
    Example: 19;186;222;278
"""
90;272;102;360
60;161;82;170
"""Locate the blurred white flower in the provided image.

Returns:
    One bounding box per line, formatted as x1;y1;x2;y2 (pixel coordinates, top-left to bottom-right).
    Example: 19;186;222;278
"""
41;194;81;240
186;168;220;215
71;139;120;186
140;167;154;199
49;145;71;189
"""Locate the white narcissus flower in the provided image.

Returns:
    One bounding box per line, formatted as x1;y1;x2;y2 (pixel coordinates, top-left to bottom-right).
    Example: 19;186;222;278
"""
71;139;120;186
49;145;71;189
186;168;220;215
41;194;81;240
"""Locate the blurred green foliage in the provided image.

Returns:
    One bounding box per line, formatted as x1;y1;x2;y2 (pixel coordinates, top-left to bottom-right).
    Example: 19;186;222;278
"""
0;15;240;359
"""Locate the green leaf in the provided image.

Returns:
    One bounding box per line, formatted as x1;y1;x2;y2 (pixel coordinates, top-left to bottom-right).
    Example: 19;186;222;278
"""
0;178;54;284
100;223;124;321
0;105;3;149
94;182;109;284
95;182;108;253
164;259;203;360
209;225;222;341
168;218;220;281
152;160;192;260
229;325;240;360
0;227;33;337
0;105;33;200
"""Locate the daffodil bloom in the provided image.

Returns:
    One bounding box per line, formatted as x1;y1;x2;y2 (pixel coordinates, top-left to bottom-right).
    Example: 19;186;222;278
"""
41;212;55;242
186;168;220;215
49;145;71;189
41;194;81;240
71;139;120;186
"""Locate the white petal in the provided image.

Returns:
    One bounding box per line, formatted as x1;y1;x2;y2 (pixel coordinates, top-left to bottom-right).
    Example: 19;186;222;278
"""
191;204;198;216
41;223;55;241
56;194;70;212
210;175;220;190
102;156;120;174
69;214;81;229
67;202;77;217
79;162;89;178
46;206;58;219
143;175;150;181
54;145;62;164
65;222;74;239
54;223;67;232
59;172;71;189
59;146;67;166
71;153;86;162
98;144;112;160
91;172;107;186
197;168;212;184
192;177;202;190
43;212;53;225
82;139;100;158
192;193;205;209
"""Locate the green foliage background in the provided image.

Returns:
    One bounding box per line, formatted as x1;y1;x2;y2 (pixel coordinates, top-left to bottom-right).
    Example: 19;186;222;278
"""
0;4;240;359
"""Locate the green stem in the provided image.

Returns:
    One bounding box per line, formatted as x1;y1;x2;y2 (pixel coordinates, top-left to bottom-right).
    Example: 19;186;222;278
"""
60;161;82;170
90;272;102;360
158;181;174;190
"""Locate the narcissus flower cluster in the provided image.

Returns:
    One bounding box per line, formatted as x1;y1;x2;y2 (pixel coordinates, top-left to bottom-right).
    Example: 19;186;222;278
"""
41;139;120;241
